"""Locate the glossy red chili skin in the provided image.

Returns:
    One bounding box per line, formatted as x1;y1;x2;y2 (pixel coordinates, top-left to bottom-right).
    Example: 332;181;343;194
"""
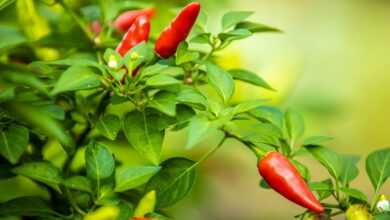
258;152;324;213
114;8;155;32
116;15;150;56
154;2;200;58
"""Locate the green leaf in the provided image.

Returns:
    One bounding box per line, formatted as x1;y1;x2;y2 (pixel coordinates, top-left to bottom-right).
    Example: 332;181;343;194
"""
2;102;75;154
145;157;196;208
63;176;92;193
148;91;177;117
51;66;101;95
186;115;211;149
375;213;390;220
303;136;334;146
115;166;161;192
0;25;27;51
0;86;15;102
206;63;235;103
145;74;181;87
85;141;115;180
3;71;49;95
233;99;265;115
219;29;252;42
123;42;154;68
12;162;62;191
96;114;121;141
175;42;199;65
309;179;334;200
228;69;274;90
235;21;281;33
365;148;390;192
190;33;211;44
341;187;368;202
116;201;134;220
0;196;57;217
249;106;284;128
176;87;207;110
292;160;310;181
123;111;164;165
304;145;343;179
284;109;305;142
221;11;254;30
339;155;360;186
0;124;29;164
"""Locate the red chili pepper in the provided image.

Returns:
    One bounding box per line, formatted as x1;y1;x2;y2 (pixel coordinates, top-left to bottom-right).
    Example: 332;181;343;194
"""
116;15;150;56
154;2;200;58
114;8;155;32
258;152;324;213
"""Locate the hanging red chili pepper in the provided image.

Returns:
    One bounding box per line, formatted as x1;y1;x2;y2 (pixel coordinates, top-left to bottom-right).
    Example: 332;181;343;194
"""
258;152;324;213
154;2;200;58
114;8;155;32
116;15;150;56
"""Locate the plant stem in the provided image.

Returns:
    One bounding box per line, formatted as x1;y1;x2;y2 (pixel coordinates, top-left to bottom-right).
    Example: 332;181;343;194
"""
65;188;87;216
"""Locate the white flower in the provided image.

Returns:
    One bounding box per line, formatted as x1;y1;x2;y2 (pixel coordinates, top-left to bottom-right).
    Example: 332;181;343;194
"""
377;195;390;212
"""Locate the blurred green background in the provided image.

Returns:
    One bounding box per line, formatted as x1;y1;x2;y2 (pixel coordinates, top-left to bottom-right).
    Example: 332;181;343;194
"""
1;0;390;219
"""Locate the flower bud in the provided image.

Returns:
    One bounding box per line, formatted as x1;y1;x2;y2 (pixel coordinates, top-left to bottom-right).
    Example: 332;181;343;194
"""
377;195;390;212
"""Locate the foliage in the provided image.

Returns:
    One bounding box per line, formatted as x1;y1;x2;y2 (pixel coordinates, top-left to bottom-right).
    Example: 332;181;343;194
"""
0;0;389;220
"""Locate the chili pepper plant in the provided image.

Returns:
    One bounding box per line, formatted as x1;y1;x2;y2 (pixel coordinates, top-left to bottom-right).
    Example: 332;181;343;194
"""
0;1;389;220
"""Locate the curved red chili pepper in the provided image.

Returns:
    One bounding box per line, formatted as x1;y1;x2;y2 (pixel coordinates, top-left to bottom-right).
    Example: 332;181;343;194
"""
116;15;150;57
114;8;155;32
154;2;200;58
258;152;324;213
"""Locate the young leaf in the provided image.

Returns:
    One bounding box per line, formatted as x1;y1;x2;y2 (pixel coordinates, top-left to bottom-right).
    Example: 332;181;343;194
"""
51;66;101;95
148;91;177;117
85;142;115;180
12;162;62;191
365;148;390;192
235;21;281;33
63;176;92;193
0;196;57;217
284;109;305;143
186;115;211;149
123;111;164;165
304;145;343;179
0;124;29;164
96;114;121;141
145;157;196;208
115;166;161;192
249;106;284;128
341;187;368;202
176;87;207;110
206;63;235;103
228;69;274;90
221;11;254;30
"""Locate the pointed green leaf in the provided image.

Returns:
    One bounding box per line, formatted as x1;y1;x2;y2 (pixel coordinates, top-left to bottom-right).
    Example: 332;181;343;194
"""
148;91;177;117
0;124;29;164
115;166;161;192
123;111;164;165
0;196;57;217
176;87;207;110
235;21;281;33
365;148;390;192
51;66;101;95
145;74;181;87
341;187;368;202
221;11;253;30
12;162;62;191
145;157;196;208
206;63;235;103
228;69;274;90
96;114;121;140
186;115;211;149
284;109;305;142
304;145;343;179
85;142;115;180
63;176;92;193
